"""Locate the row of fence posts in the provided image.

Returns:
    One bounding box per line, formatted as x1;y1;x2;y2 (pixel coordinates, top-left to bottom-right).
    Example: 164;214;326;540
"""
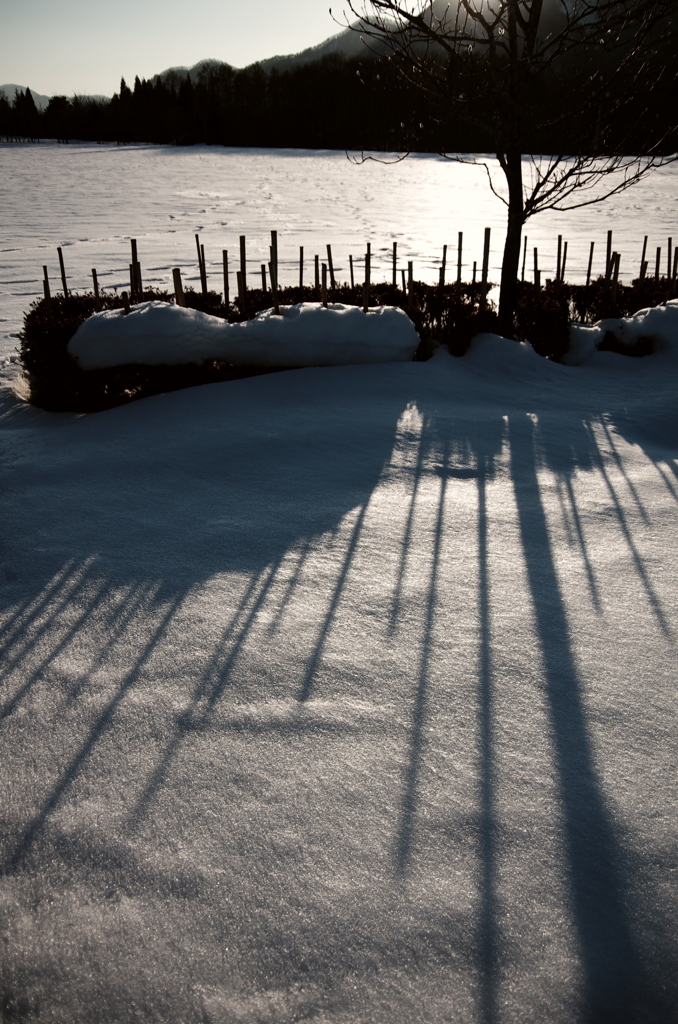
42;226;678;322
127;230;495;316
522;229;678;297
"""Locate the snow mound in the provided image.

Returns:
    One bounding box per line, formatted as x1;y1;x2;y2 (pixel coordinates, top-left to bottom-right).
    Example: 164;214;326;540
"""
67;300;420;370
565;300;678;365
467;332;558;376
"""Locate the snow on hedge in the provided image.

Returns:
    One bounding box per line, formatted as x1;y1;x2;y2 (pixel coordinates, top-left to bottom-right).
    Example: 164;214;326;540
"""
565;299;678;365
67;300;420;370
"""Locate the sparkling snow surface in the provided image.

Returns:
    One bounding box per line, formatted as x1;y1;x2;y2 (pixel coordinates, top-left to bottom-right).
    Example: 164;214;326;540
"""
2;142;678;364
1;329;677;1021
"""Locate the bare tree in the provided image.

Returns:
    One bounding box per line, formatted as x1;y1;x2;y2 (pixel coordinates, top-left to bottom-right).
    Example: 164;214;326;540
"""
340;0;678;328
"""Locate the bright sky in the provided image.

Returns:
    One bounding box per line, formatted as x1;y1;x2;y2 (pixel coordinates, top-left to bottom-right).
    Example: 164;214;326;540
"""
0;0;341;97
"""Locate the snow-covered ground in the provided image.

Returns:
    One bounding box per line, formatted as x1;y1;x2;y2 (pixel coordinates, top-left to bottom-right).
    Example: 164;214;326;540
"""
1;143;677;1021
2;142;678;364
1;322;677;1021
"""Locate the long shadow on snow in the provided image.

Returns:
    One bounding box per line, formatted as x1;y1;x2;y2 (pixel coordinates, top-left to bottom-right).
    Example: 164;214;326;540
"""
1;359;676;1021
389;387;674;1022
0;367;413;867
392;413;504;1024
509;413;655;1022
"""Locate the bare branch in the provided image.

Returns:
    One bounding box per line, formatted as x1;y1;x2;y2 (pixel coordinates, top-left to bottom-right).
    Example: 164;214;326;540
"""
341;0;678;322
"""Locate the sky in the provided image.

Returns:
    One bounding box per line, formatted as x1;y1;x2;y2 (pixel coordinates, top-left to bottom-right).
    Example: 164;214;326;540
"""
0;0;341;97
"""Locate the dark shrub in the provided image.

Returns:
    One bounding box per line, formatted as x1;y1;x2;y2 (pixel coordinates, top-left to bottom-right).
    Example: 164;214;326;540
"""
19;271;675;412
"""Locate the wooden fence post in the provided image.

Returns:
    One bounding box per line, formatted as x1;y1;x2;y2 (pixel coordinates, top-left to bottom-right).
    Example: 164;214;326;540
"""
236;270;247;315
407;260;413;311
439;244;447;288
557;234;562;282
587;242;595;287
299;246;304;288
223;250;229;306
640;235;648;279
200;245;207;295
611;252;620;306
122;291;131;315
392;241;397;286
271;230;278;285
606;230;613;280
43;279;52;320
521;236;528;282
195;234;207;295
172;268;186;307
314;255;320;296
533;248;539;289
655;247;661;282
349;254;355;291
131;239;137;296
561;241;568;283
240;270;248;313
42;266;53;320
457;232;463;284
322;264;328;308
239;235;247;294
327;244;336;292
57;247;69;298
92;269;101;309
270;261;280;315
363;251;371;313
480;227;491;311
668;238;673;280
131;239;142;296
261;264;267;293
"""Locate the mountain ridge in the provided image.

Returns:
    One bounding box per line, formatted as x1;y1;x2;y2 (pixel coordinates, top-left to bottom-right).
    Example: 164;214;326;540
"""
151;26;374;86
3;24;376;105
0;85;51;111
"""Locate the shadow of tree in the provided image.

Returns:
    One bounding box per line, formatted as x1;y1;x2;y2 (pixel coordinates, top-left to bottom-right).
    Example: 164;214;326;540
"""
1;358;676;1021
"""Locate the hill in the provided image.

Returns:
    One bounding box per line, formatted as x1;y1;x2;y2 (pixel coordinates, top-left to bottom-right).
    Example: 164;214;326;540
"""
0;84;51;111
151;25;375;84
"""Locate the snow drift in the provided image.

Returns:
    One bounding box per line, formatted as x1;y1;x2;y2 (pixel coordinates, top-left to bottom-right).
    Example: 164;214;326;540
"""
565;299;678;365
67;300;421;370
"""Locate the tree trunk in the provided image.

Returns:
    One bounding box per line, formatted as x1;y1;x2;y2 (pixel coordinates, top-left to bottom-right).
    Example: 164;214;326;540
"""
498;150;524;334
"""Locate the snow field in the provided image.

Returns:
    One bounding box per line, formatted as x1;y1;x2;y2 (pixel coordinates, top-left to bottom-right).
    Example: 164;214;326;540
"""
1;339;677;1021
2;143;678;365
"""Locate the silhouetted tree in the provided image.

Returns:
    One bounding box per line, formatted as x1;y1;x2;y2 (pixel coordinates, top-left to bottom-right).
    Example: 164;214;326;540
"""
343;0;678;328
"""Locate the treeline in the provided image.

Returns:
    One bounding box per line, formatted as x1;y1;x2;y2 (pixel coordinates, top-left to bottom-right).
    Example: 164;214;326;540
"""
2;50;676;154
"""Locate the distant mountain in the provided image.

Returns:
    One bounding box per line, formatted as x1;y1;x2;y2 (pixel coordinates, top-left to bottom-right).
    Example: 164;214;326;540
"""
0;84;51;110
2;27;376;112
151;26;376;86
150;59;229;87
0;84;110;108
258;26;377;72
